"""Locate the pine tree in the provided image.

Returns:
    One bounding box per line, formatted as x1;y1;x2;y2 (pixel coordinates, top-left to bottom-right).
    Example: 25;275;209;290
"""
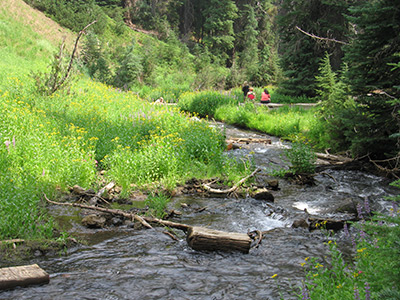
253;1;280;86
277;0;351;97
315;53;353;151
237;5;259;82
201;0;238;62
114;39;143;89
343;0;400;158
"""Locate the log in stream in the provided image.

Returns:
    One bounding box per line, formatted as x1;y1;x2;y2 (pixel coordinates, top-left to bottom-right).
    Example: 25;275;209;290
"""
44;194;254;253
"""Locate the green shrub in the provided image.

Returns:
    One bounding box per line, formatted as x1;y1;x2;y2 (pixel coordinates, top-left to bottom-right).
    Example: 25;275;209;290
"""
285;135;316;174
178;90;236;118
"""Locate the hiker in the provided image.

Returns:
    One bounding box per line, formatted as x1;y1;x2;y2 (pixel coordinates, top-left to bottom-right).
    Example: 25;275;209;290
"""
242;81;250;101
260;89;271;104
247;87;256;101
154;97;164;104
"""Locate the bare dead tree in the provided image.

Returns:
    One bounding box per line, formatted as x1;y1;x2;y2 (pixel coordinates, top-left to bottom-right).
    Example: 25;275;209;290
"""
51;20;97;94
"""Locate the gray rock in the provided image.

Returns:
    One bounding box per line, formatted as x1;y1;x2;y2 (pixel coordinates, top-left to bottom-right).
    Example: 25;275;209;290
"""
252;188;274;202
82;214;106;228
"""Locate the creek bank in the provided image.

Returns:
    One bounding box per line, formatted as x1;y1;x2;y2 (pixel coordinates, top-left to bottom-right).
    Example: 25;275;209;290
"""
0;237;78;267
0;156;370;262
49;158;365;245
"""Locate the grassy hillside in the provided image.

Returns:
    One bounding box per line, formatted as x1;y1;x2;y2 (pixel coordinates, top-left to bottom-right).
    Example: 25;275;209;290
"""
0;1;250;241
1;0;76;60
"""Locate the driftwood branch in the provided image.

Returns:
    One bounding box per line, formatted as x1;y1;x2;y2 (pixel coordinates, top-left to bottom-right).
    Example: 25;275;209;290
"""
89;181;115;205
315;152;353;165
296;26;348;45
369;155;400;179
43;194;191;231
203;168;261;194
227;138;271;145
319;171;338;184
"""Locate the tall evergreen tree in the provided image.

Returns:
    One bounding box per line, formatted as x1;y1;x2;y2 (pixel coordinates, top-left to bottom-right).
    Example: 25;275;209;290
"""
114;39;143;89
343;0;400;159
277;0;351;97
253;0;280;85
201;0;238;62
237;5;259;82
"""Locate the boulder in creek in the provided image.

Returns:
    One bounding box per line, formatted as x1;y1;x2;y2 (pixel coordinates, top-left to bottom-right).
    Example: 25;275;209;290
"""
267;180;279;190
251;188;274;202
81;214;107;228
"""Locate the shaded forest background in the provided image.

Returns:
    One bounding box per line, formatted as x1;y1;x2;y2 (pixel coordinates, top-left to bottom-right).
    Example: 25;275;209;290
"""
22;0;400;161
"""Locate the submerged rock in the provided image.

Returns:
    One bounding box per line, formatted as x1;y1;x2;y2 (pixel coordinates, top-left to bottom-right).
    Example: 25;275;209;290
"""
81;214;106;228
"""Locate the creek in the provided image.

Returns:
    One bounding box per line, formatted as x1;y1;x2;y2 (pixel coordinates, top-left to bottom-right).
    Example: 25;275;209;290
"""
1;123;397;300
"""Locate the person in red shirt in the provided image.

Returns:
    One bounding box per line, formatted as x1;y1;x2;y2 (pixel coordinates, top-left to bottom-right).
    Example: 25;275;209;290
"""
247;87;256;101
260;89;271;104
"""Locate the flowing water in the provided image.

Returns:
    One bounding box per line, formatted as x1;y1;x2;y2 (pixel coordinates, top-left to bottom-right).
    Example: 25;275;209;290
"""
1;124;398;300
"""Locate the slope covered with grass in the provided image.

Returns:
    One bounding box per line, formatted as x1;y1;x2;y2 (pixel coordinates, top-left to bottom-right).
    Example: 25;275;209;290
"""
0;1;250;241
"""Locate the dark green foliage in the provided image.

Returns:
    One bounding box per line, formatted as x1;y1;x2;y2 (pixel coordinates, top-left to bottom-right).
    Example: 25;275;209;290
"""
342;94;398;159
343;0;400;159
81;32;111;83
24;0;107;34
315;53;353;152
201;0;238;62
345;0;400;96
277;0;351;97
236;5;259;83
114;39;143;89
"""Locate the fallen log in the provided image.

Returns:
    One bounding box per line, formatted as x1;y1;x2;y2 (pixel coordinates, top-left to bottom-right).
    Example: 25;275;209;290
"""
227;138;272;145
291;213;356;231
203;168;261;194
44;194;190;231
315;152;353;165
187;226;252;253
0;239;24;247
0;264;49;290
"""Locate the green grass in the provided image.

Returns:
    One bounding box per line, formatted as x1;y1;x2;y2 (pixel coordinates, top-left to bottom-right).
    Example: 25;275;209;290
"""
0;48;254;241
176;89;329;150
214;103;329;150
0;6;256;240
178;90;237;118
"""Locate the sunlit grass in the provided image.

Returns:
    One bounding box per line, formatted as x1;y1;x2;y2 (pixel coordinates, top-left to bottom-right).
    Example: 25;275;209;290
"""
0;63;253;240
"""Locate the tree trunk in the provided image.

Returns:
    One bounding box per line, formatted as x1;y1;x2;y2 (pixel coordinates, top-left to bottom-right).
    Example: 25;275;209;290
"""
124;0;137;26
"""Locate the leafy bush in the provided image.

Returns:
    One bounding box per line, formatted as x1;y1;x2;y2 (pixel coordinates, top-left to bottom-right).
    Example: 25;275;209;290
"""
285;135;316;174
178;90;236;118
